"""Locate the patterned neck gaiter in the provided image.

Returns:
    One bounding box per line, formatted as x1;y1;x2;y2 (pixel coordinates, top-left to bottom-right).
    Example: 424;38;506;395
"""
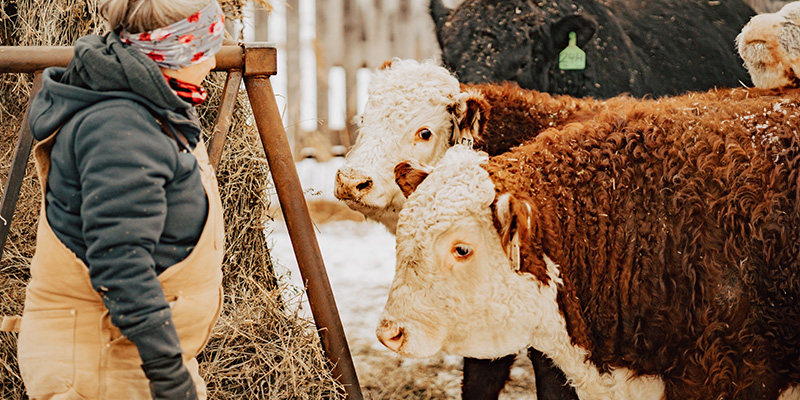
163;74;208;106
120;1;225;70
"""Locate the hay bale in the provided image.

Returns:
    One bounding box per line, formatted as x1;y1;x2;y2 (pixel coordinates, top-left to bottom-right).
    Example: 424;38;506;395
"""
196;71;281;293
198;280;344;399
0;1;343;399
195;73;344;399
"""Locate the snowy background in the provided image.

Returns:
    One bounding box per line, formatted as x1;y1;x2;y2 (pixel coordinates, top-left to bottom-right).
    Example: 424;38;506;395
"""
252;2;535;394
264;157;536;399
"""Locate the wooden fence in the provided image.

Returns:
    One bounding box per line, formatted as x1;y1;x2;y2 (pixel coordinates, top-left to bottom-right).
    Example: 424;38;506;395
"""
229;0;442;160
228;0;798;160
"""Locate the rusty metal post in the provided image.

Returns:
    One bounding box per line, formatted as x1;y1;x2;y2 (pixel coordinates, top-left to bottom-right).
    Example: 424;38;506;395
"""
206;70;243;170
0;72;43;258
242;43;363;400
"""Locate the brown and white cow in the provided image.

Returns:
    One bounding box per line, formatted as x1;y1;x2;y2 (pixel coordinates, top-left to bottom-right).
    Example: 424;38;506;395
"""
334;58;614;400
378;87;800;399
334;58;612;234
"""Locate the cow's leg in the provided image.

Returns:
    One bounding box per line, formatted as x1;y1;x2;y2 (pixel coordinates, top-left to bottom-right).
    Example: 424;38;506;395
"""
528;348;579;400
461;354;516;400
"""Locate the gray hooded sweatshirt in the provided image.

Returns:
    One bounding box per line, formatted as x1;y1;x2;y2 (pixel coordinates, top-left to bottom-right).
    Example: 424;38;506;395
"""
28;32;207;398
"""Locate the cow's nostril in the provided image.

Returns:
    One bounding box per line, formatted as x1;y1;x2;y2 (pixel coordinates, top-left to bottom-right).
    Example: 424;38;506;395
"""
389;327;403;342
377;322;405;352
356;179;373;192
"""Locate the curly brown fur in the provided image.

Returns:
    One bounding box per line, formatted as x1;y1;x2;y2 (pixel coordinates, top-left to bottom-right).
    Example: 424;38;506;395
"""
465;81;624;156
487;86;800;399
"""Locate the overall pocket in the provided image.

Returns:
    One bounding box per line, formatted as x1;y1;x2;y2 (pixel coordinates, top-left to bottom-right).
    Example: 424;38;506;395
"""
168;287;222;358
17;309;77;397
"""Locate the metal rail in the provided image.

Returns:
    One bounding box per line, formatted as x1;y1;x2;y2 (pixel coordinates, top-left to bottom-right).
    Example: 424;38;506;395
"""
0;72;41;253
0;43;362;400
206;70;243;170
0;45;250;73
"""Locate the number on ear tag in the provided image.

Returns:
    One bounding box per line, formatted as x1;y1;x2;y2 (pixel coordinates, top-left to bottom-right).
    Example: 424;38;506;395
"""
510;232;521;272
559;31;586;71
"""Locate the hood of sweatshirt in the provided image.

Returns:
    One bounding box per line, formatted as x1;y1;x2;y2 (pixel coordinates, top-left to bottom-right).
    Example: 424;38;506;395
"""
29;31;201;142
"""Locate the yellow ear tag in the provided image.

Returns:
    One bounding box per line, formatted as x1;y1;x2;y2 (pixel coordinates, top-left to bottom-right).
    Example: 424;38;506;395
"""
559;31;586;71
510;232;521;272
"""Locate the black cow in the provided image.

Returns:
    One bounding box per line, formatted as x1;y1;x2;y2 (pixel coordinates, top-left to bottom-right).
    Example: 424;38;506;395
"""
430;0;756;98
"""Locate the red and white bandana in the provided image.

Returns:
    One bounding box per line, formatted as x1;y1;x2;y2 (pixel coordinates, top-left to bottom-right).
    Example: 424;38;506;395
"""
164;74;208;106
121;1;225;70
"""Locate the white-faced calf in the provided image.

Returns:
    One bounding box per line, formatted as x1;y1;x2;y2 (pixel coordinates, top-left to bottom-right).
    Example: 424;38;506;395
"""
737;1;800;89
379;87;800;400
335;58;598;400
334;58;616;234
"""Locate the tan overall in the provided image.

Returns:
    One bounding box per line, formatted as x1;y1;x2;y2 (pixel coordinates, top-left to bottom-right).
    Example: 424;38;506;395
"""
14;127;224;400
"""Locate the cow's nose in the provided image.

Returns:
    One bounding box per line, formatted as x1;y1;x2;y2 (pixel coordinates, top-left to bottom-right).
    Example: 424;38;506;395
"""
376;320;404;352
334;170;373;201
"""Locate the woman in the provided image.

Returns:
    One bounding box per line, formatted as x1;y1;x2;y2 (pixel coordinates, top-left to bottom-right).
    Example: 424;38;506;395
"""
19;0;226;398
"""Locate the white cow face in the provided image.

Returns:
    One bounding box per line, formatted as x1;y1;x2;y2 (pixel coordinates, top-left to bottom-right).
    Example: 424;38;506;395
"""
376;146;559;359
736;2;800;89
334;59;487;233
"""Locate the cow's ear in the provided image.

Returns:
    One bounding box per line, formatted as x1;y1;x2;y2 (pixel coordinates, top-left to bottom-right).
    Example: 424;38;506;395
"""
394;160;434;198
379;60;394;70
494;194;532;260
450;89;490;148
551;14;598;52
493;193;551;282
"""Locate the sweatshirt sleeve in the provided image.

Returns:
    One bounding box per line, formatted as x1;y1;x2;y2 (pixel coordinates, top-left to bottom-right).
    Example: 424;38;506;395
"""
72;102;184;364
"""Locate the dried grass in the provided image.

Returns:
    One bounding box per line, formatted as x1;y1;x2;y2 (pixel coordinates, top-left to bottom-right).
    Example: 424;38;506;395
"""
196;71;280;293
198;280;343;399
355;354;461;400
0;1;343;399
195;71;344;399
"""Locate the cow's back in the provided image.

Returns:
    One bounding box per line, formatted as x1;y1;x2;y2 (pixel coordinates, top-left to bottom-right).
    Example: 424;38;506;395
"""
486;87;800;396
609;0;754;96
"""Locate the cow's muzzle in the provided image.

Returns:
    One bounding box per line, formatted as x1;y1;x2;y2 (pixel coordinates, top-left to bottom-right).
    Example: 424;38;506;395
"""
376;319;405;353
334;169;373;202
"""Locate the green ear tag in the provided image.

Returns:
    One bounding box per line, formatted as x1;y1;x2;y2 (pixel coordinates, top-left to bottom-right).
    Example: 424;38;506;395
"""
559;32;586;71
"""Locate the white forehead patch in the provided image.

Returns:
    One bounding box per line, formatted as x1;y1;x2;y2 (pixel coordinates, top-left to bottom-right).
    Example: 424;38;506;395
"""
396;146;493;242
362;59;461;133
368;59;460;104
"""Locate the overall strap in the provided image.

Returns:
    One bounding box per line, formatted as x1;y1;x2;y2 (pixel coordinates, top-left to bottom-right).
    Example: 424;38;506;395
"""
0;315;21;333
154;114;192;153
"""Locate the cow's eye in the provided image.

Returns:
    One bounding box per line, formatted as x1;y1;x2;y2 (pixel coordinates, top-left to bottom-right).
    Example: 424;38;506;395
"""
452;243;473;259
416;128;433;141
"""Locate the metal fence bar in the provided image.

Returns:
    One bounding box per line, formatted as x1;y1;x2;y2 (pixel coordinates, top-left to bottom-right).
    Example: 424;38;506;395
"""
207;70;243;170
0;72;42;257
242;42;363;400
0;45;246;73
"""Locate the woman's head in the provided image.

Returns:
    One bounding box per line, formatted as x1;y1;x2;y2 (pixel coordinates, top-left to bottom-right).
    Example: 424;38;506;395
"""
100;0;212;33
102;0;225;73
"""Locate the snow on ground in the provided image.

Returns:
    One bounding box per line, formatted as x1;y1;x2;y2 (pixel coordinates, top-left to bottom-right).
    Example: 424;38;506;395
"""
268;216;399;353
265;157;535;399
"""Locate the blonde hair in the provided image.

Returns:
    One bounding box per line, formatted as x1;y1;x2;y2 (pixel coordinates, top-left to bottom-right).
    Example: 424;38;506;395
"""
100;0;212;33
